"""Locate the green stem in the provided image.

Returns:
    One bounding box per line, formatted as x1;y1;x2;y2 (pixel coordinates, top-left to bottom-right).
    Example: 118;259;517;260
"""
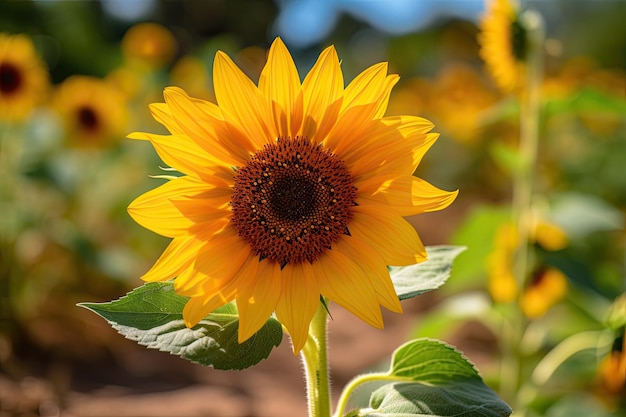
501;8;544;410
334;372;392;417
301;301;332;417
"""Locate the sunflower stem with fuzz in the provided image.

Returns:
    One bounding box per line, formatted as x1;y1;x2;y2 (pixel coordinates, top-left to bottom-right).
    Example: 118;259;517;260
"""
501;8;544;410
301;301;332;417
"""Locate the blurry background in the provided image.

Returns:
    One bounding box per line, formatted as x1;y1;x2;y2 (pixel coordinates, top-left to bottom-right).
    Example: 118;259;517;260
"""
0;0;624;416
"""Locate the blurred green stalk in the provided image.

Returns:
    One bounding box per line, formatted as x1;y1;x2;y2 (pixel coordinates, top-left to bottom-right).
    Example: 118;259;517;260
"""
502;8;545;413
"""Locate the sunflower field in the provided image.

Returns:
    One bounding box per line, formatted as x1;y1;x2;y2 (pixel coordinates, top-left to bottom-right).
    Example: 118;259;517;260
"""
0;1;624;417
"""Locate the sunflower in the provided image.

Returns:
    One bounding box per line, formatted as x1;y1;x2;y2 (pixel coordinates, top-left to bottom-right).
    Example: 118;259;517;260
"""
53;75;128;146
121;23;177;70
519;267;568;318
478;0;527;93
487;218;569;316
0;33;49;122
600;334;626;395
128;38;457;353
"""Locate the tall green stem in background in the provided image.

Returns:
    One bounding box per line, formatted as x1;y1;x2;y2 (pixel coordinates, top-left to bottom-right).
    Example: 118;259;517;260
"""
501;9;545;410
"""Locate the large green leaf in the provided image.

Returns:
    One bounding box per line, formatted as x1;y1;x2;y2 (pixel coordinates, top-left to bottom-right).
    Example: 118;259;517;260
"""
390;246;466;300
79;282;283;370
359;339;512;417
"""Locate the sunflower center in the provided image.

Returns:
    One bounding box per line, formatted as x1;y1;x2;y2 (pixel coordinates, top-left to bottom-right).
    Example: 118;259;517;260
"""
77;106;99;132
510;18;527;61
0;62;22;95
230;136;356;267
269;176;317;220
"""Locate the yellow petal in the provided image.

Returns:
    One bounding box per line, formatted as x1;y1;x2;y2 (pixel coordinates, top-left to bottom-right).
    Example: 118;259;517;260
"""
373;74;400;119
236;259;282;343
322;63;395;153
259;37;303;137
149;102;186;135
175;226;251;297
341;62;388;112
357;175;459;216
301;45;343;140
127;176;209;237
171;184;231;224
274;262;320;354
127;132;224;180
213;50;275;146
334;236;402;313
163;87;250;166
342;116;436;179
141;235;202;282
323;101;378;155
314;250;384;329
194;227;252;280
349;202;427;266
182;291;236;328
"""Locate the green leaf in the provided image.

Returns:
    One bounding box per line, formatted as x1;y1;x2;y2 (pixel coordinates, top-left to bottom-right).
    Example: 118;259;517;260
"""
448;205;511;292
365;381;511;417
360;339;512;417
548;192;624;239
489;142;521;176
390;246;466;300
79;282;283;370
388;338;479;383
545;88;626;115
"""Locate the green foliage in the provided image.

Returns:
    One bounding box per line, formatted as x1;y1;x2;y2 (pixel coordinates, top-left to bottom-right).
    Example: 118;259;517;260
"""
447;206;510;291
545;88;626;115
353;339;512;417
390;246;467;300
79;282;283;370
548;192;624;240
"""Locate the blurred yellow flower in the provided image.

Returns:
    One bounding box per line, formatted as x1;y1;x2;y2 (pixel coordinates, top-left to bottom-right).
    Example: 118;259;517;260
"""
388;65;499;146
487;223;519;303
427;64;500;146
386;77;431;118
169;55;213;101
0;33;49;122
532;219;568;251
599;335;626;395
106;65;142;100
520;267;568;318
53;75;128;146
478;0;527;93
121;23;177;69
599;297;626;396
128;37;458;353
487;219;569;314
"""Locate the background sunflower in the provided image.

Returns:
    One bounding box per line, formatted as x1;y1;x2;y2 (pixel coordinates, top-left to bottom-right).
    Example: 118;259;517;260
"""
0;33;48;122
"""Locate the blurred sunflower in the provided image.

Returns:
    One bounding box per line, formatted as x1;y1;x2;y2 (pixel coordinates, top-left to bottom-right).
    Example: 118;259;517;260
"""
53;75;128;146
487;218;569;317
519;267;568;318
599;333;625;396
128;37;458;353
427;64;500;146
169;55;212;101
0;33;49;122
121;23;177;70
478;0;527;93
487;222;519;303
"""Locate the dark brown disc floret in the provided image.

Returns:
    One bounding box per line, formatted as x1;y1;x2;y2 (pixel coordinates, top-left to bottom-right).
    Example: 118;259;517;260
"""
0;62;22;96
76;105;100;132
230;136;357;267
